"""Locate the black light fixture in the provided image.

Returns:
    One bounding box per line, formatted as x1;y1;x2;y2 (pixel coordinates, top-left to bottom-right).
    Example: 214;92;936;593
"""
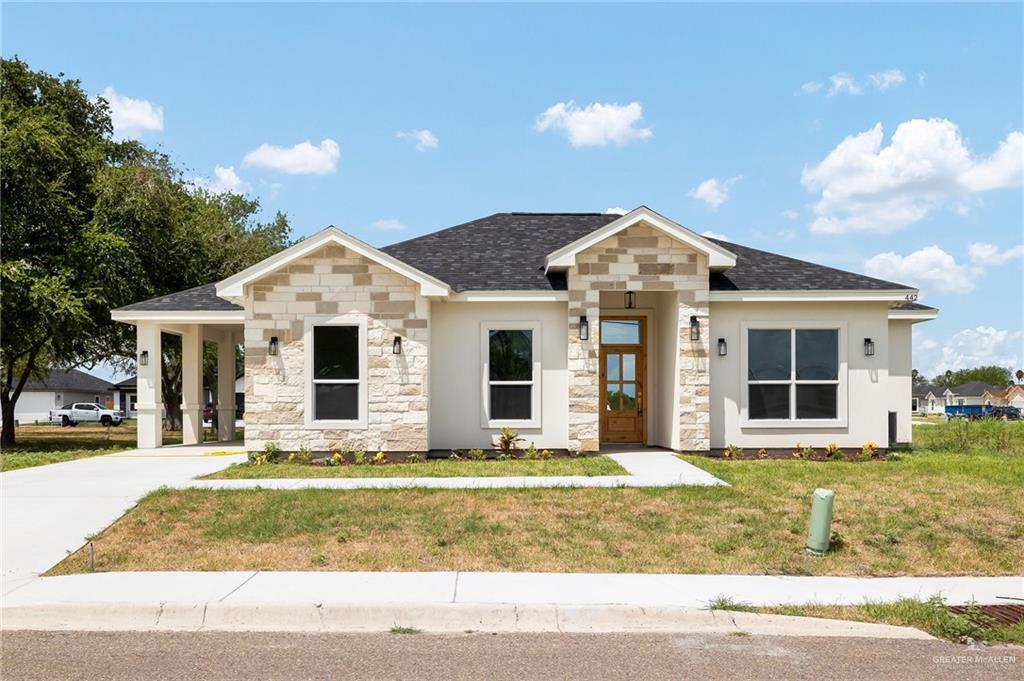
717;338;727;356
138;350;149;367
624;290;636;309
863;337;875;356
579;315;589;341
393;336;402;355
689;315;700;341
268;336;279;356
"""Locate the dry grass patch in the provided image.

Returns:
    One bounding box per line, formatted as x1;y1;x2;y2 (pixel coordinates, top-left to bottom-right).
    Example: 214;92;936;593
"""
204;456;626;479
49;451;1023;576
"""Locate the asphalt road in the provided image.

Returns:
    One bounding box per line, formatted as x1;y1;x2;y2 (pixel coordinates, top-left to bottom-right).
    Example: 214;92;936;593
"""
1;631;1020;681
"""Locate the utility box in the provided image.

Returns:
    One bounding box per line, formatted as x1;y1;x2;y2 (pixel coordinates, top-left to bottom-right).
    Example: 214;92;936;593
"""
806;488;834;556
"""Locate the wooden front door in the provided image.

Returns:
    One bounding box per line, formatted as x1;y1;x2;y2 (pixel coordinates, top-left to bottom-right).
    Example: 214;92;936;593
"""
599;317;646;443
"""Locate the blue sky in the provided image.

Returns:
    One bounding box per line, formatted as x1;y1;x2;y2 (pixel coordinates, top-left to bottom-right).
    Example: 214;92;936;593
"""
4;2;1022;380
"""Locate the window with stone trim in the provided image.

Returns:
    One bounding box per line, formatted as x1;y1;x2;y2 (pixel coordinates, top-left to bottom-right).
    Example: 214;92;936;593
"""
481;322;541;428
746;326;842;422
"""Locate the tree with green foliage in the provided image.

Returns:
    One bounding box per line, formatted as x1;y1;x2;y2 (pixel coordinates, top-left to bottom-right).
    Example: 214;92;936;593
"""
1;57;289;446
911;369;929;386
934;365;1014;389
1016;369;1023;384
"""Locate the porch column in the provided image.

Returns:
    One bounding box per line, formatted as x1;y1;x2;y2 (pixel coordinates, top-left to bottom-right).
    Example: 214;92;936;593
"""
216;331;237;442
135;322;163;449
180;324;204;446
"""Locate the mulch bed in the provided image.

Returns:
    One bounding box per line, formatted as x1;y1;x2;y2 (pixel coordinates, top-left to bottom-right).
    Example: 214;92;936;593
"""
948;604;1024;627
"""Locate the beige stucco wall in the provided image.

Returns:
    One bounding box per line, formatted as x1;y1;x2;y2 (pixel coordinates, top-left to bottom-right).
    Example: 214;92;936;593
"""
243;243;430;453
567;222;710;452
888;319;913;443
709;301;891;449
429;301;569;450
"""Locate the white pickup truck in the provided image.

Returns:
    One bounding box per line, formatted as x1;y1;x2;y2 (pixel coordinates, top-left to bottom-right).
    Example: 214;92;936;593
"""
49;403;124;427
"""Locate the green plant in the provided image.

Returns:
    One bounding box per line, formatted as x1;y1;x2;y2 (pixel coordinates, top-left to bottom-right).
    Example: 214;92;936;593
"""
539;449;553;460
449;450;463;460
861;442;877;460
496;427;523;457
389;626;421;635
523;443;539;460
824;442;843;461
404;452;424;464
886;450;902;462
706;595;757;612
467;448;486;461
295;445;312;465
791;442;803;459
800;446;816;460
353;450;367;465
372;451;387;465
330;451;344;466
262;441;281;462
828;530;845;552
757;448;768;459
723;444;743;459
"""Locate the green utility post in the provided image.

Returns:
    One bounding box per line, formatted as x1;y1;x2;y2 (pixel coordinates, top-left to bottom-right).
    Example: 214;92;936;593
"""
806;488;834;556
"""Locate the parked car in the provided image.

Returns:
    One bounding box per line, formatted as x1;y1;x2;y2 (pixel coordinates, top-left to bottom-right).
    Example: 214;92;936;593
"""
49;403;124;427
987;406;1021;421
945;404;1022;421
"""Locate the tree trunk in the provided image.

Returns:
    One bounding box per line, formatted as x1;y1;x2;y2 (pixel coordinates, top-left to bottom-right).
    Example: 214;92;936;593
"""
1;399;15;448
1;343;45;448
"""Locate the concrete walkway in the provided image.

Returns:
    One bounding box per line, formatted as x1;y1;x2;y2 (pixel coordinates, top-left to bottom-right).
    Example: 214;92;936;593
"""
175;450;727;490
0;444;246;592
4;571;1019;636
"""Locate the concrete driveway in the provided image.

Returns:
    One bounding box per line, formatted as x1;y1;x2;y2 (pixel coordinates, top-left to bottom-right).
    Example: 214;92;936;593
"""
1;444;245;593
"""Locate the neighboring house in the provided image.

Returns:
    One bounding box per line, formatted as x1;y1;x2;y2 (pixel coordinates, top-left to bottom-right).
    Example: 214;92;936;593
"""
951;381;1004;406
980;384;1024;409
3;369;114;424
114;376;244;419
911;384;954;415
110;207;938;451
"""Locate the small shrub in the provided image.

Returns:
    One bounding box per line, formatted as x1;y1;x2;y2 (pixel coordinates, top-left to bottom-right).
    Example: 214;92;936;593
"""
353;450;367;465
801;447;816;459
449;449;464;460
757;448;768;459
262;441;281;461
886;450;902;462
523;443;540;460
861;442;877;460
467;448;486;461
539;449;553;460
824;442;843;461
372;451;387;465
496;427;523;457
828;530;846;552
331;451;344;466
404;452;423;464
295;445;312;465
723;444;743;459
791;442;803;459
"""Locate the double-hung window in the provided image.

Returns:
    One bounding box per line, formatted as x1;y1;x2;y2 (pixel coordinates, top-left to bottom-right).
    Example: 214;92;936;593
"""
305;316;367;428
745;325;844;424
481;322;541;428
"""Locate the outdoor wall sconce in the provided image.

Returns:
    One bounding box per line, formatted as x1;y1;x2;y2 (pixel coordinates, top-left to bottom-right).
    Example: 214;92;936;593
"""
624;290;636;309
579;315;589;341
393;336;402;355
138;350;149;367
863;337;875;356
268;336;279;356
717;338;727;356
689;315;700;341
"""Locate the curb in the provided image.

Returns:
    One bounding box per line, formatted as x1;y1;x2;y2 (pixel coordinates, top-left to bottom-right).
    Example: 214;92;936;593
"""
0;602;932;639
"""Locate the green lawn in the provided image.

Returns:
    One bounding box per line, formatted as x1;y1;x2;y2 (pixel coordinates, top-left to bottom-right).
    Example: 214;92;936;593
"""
49;444;1023;576
205;456;627;479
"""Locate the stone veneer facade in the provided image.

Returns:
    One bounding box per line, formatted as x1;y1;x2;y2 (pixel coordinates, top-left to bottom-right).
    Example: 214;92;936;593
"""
567;222;711;452
243;243;429;453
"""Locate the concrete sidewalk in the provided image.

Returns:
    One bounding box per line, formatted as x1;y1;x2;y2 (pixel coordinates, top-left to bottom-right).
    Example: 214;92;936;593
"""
5;571;1019;636
175;451;727;490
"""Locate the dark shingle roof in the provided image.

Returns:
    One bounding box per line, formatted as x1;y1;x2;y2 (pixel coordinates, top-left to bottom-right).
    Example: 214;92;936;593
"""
705;239;911;292
381;213;619;291
953;381;1003;397
912;383;947;397
890;302;937;311
22;369;113;393
115;283;242;312
114;376;137;388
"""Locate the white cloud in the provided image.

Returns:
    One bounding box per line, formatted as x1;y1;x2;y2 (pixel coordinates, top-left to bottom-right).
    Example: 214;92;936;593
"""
777;228;797;241
827;73;863;96
242;138;339;175
868;69;906;91
781;209;800;221
800;81;823;94
701;230;729;241
604;207;628;215
396;129;439;152
689;176;742;211
535;101;652;147
917;326;1024;377
372;218;405;231
98;86;163;140
863;245;979;294
194;165;250;194
801;119;1024;234
968;242;1024;266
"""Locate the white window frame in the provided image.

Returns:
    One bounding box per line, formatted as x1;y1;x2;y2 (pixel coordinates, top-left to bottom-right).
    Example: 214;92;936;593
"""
912;397;920;413
304;314;368;429
480;321;542;429
740;321;848;428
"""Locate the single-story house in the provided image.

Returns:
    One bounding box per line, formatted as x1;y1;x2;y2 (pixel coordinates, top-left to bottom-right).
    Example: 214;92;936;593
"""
111;207;938;452
114;375;244;419
911;384;954;415
980;384;1024;409
951;380;1005;407
3;369;113;424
